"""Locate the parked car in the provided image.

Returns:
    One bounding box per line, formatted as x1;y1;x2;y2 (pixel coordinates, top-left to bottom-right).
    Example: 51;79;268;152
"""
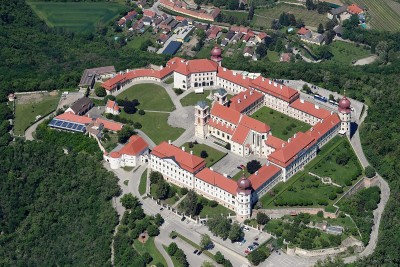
160;207;164;211
197;250;202;255
181;217;186;222
253;242;259;246
237;166;242;170
193;249;198;254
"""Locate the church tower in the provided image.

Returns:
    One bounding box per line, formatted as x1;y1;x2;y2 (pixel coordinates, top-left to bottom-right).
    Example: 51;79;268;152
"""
213;88;228;106
194;101;210;139
338;94;351;138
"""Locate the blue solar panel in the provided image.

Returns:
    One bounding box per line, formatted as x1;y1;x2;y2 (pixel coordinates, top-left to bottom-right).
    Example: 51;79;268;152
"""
61;121;68;128
67;123;73;128
48;119;56;126
55;120;63;126
77;125;83;131
71;124;78;129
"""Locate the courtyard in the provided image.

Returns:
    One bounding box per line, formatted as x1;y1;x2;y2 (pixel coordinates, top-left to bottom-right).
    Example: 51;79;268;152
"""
182;142;227;167
251;106;311;140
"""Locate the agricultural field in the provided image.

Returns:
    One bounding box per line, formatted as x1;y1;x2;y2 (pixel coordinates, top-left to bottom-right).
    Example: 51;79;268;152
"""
253;4;329;28
353;0;400;31
120;111;184;144
251;106;311;140
27;1;127;32
14;91;60;135
117;83;175;112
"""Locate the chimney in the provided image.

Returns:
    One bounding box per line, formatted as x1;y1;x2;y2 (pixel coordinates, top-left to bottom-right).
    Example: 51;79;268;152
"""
315;104;320;109
288;138;291;143
268;80;272;85
330;111;333;115
255;171;258;175
233;72;236;76
294;133;297;138
168;140;172;144
210;167;214;171
267;161;270;166
262;78;265;82
244;95;247;99
186;62;188;65
282;143;285;148
250;90;253;95
182;146;185;151
243;75;246;80
274;82;277;87
310;127;313;131
280;85;283;89
190;150;193;154
223;68;226;71
223;173;228;177
238;99;241;103
300;98;304;103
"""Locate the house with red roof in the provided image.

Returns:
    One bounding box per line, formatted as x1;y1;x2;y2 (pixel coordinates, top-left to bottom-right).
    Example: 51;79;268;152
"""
347;4;364;14
104;135;149;169
256;32;268;43
105;99;120;115
150;141;206;188
143;9;156;18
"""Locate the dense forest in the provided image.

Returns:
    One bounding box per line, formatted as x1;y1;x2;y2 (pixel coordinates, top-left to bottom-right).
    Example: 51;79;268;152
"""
0;0;400;265
0;141;120;266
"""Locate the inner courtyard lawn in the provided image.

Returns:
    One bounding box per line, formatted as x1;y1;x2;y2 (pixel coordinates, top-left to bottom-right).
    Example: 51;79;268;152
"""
251;106;311;140
120;111;184;144
27;1;127;32
14;92;60;135
133;237;167;267
117;83;175;112
180;92;213;107
182;142;226;167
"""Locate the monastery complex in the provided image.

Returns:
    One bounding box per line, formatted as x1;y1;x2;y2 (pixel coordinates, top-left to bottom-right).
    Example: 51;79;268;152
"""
100;46;353;220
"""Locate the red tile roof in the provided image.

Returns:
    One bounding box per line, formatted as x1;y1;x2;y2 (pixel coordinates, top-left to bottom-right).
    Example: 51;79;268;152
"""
174;59;218;75
211;103;241;125
248;164;281;190
347;4;363;14
307;113;340;140
159;0;220;21
250;77;299;102
96;118;123;131
217;66;251;88
239;116;270;133
118;18;126;26
229;89;263;113
289;99;331;119
106;99;120;111
268;132;315;167
143;9;156;17
175;16;185;21
231;124;250;144
257;32;268;40
265;135;287;149
118;135;148;156
151;142;206;173
208;119;235;135
195;168;238;195
297;27;310;35
55;113;123;131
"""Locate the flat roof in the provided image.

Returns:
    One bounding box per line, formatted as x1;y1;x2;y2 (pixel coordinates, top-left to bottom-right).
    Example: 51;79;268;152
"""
162;41;182;55
79;66;116;86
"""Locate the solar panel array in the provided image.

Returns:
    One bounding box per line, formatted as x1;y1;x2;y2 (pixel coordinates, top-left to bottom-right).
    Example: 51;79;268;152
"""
48;118;86;133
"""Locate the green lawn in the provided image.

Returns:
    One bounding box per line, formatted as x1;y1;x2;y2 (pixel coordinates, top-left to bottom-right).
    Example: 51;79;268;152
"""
232;169;251;181
196;43;214;59
180;92;212;107
222;10;249;21
310;139;362;186
199;204;235;218
14;92;60;135
27;1;127;32
133;237;167;267
353;0;400;31
329;41;371;65
102;132;119;152
253;3;329;28
117;83;175;112
139;169;147;195
120;110;184;144
251;106;311;140
260;136;358;208
164;77;174;84
267;50;280;62
182;142;226;167
127;30;158;50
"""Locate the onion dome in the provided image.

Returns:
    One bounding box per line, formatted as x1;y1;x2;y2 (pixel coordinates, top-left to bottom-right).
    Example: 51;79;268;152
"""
210;45;222;62
338;96;351;113
237;176;252;190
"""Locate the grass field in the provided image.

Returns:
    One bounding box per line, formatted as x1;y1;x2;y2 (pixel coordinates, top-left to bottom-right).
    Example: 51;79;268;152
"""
182;142;226;167
127;30;158;50
27;1;127;32
139;170;147;195
120;111;184;144
267;50;280;62
353;0;400;31
117;83;175;112
199;204;235;217
254;4;329;28
133;237;167;267
329;41;371;64
14;92;60;135
251;106;311;140
180;92;212;107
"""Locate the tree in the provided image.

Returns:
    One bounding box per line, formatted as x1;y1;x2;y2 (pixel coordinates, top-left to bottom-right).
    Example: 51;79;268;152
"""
147;224;160;236
150;171;163;185
200;234;212;250
256;43;267;58
124;100;139;114
142;252;153;264
314;45;333;60
271;19;282;30
138;109;145;115
365;166;376;178
200;150;208;158
140;39;153;51
317;211;324;218
167;242;178;256
227;0;239;10
179;190;199;216
95;86;107;97
223;260;233;267
305;0;315;10
155;180;170;200
317;23;324;34
154;213;164;226
180;187;188;195
201;261;215;267
248;3;254;20
117;125;135;143
256;212;270;225
248;250;267;265
214;251;225;264
120;193;140;209
336;152;350;165
247;160;261;174
229;222;244;242
375;41;389;63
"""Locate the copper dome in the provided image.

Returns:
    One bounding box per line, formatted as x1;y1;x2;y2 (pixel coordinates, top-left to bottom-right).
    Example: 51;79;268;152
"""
237;176;252;190
210;45;222;57
338;96;351;113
